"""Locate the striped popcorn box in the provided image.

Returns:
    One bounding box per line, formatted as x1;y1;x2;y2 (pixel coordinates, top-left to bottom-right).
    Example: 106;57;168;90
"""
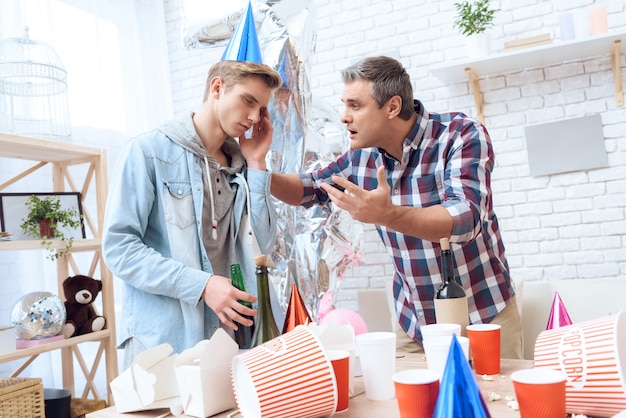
231;325;338;418
534;310;626;417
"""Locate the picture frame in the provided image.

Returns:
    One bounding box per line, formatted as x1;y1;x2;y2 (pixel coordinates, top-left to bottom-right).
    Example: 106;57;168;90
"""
0;192;86;240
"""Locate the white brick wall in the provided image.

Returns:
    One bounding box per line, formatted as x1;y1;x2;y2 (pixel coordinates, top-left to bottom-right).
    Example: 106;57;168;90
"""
161;0;626;311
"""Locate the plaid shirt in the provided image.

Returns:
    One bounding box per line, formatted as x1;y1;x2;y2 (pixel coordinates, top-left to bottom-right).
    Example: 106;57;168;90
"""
300;101;514;343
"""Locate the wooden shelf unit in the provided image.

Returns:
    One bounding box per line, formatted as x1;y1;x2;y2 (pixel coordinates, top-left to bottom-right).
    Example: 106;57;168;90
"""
0;133;118;404
430;31;626;123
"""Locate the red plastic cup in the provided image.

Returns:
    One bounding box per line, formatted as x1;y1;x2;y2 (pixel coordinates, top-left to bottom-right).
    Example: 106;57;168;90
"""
393;369;440;418
511;368;567;418
327;350;350;412
466;323;501;375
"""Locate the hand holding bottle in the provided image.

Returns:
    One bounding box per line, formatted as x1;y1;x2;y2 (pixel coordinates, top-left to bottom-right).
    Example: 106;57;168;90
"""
201;273;257;331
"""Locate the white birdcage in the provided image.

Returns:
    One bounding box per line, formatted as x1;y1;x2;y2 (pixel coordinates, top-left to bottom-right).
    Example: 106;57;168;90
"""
0;27;71;142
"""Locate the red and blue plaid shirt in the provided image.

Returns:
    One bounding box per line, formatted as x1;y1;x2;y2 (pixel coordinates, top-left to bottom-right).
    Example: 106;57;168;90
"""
300;101;514;343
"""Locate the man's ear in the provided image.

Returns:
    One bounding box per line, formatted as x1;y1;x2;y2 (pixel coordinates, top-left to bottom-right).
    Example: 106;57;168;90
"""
209;77;222;98
387;95;402;119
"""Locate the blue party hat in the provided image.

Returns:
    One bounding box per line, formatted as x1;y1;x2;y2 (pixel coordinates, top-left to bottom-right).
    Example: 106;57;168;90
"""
433;334;491;418
221;1;263;63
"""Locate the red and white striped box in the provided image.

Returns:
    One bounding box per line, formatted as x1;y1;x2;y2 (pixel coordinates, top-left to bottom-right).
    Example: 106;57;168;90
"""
231;325;337;418
534;311;626;417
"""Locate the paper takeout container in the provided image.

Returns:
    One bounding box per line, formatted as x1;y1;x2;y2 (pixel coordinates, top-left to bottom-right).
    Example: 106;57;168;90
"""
534;311;626;417
231;325;337;418
110;343;180;413
174;329;238;417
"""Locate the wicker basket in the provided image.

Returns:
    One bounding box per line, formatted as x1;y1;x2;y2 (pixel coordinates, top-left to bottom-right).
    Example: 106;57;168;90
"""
0;377;45;418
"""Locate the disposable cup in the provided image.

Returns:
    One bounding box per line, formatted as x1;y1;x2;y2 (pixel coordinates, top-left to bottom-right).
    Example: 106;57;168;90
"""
355;332;396;400
511;368;567;418
466;323;501;375
327;350;350;412
423;335;469;379
420;323;461;342
393;369;440;418
534;311;626;416
231;325;337;418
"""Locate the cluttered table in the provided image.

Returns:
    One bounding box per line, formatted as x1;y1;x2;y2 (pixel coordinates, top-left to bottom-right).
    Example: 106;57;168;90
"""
87;352;530;418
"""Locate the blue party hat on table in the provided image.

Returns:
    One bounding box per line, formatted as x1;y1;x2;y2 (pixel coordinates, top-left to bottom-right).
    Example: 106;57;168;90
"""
433;334;491;418
221;0;263;63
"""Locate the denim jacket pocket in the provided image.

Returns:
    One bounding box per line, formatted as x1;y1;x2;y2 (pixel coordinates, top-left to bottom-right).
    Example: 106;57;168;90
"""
163;180;196;230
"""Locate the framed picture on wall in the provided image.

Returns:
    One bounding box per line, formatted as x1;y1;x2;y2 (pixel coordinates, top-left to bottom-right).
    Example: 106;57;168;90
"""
0;192;86;240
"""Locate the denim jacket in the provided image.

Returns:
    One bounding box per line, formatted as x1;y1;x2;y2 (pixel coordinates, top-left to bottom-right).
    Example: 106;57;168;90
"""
102;128;277;354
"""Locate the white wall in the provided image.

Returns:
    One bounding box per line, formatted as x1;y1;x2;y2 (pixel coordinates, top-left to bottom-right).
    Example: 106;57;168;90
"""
163;0;626;312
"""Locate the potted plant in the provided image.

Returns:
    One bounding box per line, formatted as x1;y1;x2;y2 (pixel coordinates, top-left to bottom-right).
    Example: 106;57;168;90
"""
20;194;82;260
453;0;498;57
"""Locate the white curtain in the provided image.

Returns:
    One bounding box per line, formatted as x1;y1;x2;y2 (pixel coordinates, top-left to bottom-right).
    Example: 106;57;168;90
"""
0;0;172;396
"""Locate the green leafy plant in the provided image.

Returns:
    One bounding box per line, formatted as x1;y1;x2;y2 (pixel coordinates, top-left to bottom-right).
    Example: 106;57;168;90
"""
453;0;498;36
20;194;82;260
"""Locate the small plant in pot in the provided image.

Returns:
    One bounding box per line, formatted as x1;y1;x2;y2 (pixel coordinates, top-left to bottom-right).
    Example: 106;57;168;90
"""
453;0;498;57
20;194;82;260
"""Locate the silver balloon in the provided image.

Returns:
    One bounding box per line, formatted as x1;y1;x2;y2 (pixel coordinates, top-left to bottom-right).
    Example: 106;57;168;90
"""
10;292;66;340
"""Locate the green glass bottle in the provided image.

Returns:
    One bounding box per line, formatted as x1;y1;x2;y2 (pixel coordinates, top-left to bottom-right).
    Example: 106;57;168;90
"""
249;255;280;348
231;263;254;349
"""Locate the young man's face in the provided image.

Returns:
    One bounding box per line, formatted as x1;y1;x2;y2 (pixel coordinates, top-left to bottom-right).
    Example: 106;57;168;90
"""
216;76;272;138
340;79;390;150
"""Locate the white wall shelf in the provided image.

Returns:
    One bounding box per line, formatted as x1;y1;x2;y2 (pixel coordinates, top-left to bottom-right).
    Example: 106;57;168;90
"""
430;31;626;122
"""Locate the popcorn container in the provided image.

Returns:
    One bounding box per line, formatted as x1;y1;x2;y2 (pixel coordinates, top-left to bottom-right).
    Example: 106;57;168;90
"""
231;325;337;418
534;310;626;417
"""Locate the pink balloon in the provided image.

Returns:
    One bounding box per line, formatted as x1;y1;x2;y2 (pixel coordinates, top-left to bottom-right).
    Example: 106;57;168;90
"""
319;308;368;336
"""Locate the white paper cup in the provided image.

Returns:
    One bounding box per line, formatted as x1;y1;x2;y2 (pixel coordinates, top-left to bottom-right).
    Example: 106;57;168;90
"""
231;325;337;418
356;332;396;400
423;335;469;379
534;311;626;417
420;323;461;342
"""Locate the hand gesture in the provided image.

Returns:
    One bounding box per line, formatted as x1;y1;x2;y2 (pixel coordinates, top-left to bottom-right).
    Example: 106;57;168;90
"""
202;274;258;330
239;107;273;171
320;165;392;225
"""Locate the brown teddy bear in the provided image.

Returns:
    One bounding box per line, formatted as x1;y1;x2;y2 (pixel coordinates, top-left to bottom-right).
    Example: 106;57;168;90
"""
61;275;106;339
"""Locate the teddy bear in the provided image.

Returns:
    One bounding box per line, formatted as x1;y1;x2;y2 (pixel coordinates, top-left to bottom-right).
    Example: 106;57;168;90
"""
61;274;106;339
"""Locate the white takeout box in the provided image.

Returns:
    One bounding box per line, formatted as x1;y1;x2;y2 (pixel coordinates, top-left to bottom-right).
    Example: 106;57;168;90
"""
174;328;238;417
110;343;180;413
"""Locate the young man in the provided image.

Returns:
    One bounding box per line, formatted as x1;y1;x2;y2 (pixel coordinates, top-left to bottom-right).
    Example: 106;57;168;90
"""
103;60;282;367
270;56;523;359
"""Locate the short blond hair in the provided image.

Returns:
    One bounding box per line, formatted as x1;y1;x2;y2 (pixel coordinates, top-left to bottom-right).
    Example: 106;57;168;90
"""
203;60;283;102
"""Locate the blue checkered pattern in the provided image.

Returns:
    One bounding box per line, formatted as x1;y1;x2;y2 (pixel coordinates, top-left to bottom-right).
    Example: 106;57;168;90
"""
300;101;515;344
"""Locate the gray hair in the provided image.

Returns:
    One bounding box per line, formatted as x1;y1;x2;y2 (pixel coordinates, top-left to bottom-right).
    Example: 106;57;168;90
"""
341;56;414;120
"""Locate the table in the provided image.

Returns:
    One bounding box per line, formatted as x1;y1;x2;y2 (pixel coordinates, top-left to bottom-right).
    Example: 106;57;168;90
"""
88;354;532;418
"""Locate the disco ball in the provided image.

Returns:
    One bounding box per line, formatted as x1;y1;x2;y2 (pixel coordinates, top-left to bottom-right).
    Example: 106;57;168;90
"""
10;292;66;340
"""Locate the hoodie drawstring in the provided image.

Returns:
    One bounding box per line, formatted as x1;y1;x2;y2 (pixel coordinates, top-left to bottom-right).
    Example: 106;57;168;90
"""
235;172;255;245
203;155;218;240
